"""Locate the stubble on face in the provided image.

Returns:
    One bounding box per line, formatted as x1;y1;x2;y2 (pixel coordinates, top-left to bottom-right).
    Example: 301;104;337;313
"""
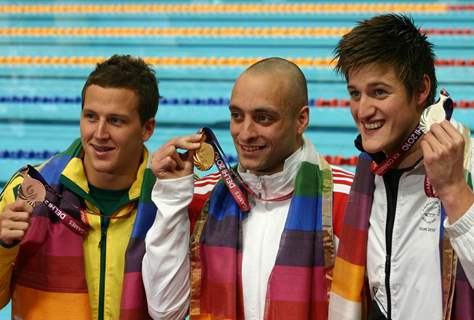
230;71;305;176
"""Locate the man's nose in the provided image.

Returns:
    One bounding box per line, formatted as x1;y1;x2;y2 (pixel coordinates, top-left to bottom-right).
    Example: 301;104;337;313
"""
238;118;258;141
94;119;110;139
357;94;376;120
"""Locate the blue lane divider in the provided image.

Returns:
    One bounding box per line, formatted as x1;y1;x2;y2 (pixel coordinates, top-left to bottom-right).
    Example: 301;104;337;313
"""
0;95;233;105
3;95;474;108
0;150;60;159
0;95;234;105
0;96;81;104
0;149;239;162
0;95;323;107
161;97;232;105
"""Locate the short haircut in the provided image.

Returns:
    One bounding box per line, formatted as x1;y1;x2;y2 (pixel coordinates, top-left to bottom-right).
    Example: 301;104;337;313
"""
246;57;308;115
334;14;437;106
81;54;159;123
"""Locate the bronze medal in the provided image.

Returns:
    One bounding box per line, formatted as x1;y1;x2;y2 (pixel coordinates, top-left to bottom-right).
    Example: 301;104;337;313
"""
18;169;47;208
194;142;215;171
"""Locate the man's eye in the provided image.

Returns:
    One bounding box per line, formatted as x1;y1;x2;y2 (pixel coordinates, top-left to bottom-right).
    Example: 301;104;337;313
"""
109;117;124;125
349;90;360;100
256;114;273;123
374;88;388;98
84;113;97;121
230;111;243;121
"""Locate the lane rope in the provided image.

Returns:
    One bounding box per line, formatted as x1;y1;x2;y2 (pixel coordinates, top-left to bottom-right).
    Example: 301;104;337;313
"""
1;27;473;37
2;96;474;108
0;4;458;14
0;56;473;67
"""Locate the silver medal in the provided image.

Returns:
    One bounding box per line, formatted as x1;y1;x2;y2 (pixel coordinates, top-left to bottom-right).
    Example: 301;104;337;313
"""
419;89;453;134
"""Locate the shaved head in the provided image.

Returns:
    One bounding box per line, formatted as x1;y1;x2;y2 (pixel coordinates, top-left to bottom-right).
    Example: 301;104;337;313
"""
242;57;308;116
229;57;310;175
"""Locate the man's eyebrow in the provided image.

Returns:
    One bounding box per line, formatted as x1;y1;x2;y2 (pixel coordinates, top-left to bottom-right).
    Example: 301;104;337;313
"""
368;81;390;87
347;81;390;89
253;107;277;114
228;105;279;114
108;113;129;118
81;109;129;119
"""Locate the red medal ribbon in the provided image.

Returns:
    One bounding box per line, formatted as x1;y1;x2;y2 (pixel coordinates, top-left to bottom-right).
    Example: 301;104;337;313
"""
203;127;251;212
25;165;90;235
368;125;438;198
371;126;424;176
44;199;88;235
212;149;251;212
424;176;438;198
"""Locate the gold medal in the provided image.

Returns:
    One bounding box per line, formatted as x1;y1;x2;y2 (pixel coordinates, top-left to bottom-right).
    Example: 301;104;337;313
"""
194;142;215;171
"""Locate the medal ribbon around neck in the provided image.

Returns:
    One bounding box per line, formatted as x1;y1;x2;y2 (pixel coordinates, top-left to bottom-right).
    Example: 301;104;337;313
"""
370;126;424;176
200;127;250;212
370;89;453;198
19;165;89;235
200;127;294;212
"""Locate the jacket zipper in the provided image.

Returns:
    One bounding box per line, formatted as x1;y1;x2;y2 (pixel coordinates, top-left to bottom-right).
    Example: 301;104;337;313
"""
98;215;110;320
382;171;403;320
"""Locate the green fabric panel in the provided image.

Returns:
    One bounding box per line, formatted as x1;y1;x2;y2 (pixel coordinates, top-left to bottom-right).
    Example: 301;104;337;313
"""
60;175;138;216
89;185;129;217
293;161;322;197
62;138;83;157
12;184;20;199
139;169;156;203
0;172;22;201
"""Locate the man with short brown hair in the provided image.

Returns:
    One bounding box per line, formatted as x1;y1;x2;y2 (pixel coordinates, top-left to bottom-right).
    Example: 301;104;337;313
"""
0;54;159;320
329;14;474;320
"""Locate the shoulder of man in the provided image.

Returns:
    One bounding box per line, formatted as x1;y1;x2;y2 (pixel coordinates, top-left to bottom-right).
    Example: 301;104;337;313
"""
329;165;354;238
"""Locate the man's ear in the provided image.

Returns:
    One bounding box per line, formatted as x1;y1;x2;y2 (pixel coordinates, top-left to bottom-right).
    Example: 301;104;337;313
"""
296;105;309;135
416;74;432;110
142;118;155;142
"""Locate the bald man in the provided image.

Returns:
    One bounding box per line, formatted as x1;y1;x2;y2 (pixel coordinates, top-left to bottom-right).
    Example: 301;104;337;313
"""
142;58;353;320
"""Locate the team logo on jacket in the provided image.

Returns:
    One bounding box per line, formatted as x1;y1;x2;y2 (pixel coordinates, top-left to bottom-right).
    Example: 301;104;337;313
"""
419;199;441;232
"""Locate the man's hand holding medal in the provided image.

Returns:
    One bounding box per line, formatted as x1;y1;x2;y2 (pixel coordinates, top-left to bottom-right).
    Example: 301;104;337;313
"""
151;128;252;211
0;197;33;246
151;131;215;180
420;89;474;222
0;167;46;245
0;166;89;245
